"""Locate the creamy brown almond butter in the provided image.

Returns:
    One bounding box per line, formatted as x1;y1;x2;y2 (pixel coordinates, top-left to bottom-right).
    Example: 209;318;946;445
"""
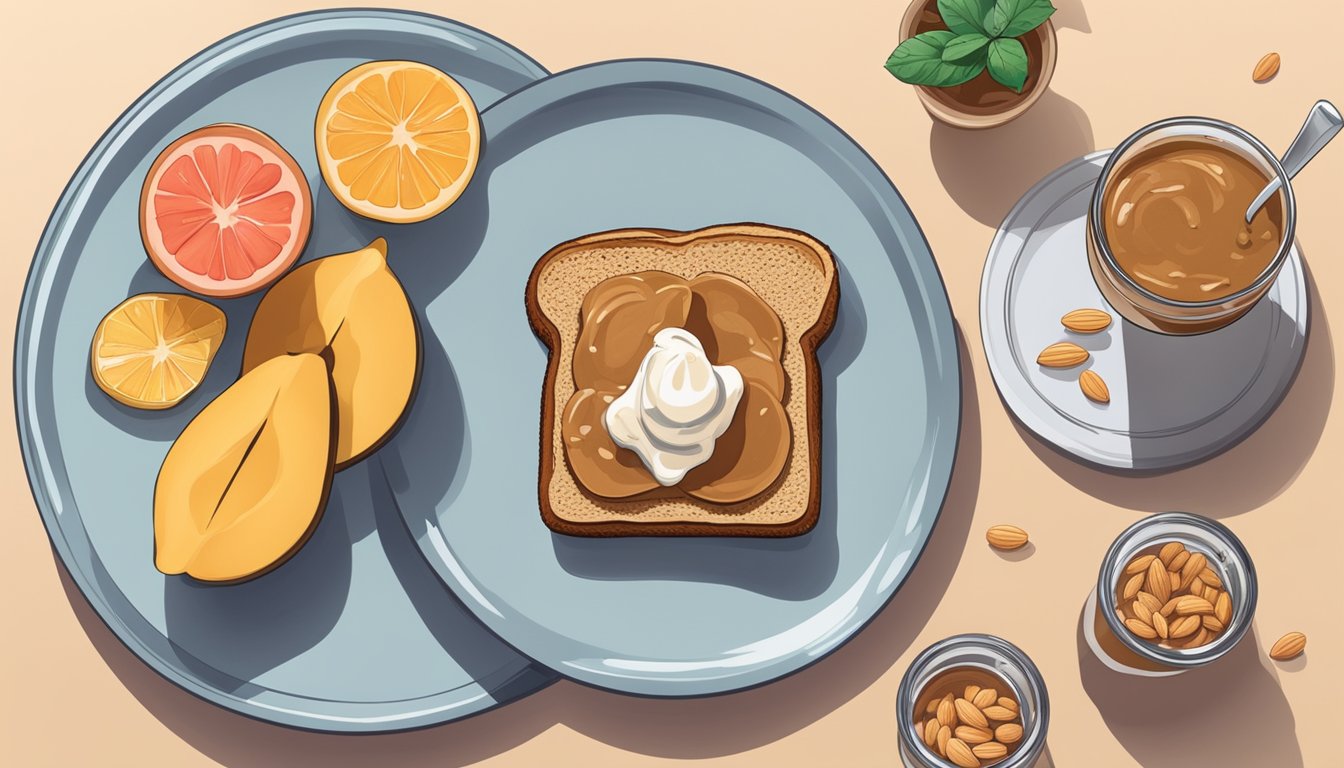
561;271;790;504
1102;139;1283;302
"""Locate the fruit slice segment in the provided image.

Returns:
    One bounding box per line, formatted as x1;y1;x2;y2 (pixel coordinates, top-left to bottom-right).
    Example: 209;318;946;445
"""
90;293;227;410
315;60;481;223
141;123;312;297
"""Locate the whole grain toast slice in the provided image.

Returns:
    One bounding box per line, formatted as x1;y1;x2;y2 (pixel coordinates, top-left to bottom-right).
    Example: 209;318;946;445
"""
526;224;839;536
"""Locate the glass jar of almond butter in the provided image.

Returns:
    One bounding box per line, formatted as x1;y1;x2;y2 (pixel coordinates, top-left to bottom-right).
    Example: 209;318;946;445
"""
897;634;1049;768
1084;512;1257;676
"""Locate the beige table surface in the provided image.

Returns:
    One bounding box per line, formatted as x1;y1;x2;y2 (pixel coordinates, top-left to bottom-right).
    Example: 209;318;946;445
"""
3;1;1340;765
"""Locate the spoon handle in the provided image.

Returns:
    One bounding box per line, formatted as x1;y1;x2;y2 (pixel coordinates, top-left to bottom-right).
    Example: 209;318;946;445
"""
1245;100;1342;222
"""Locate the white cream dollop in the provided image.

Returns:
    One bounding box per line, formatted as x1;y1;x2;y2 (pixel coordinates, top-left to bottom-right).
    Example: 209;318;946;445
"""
604;327;744;486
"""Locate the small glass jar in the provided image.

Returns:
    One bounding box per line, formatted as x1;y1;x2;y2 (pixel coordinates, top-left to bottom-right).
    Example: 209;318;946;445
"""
897;634;1049;768
1083;512;1257;676
1086;117;1296;335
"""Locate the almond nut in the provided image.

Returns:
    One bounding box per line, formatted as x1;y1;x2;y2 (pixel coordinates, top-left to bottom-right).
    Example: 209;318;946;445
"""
996;722;1023;743
937;724;952;756
1202;615;1226;633
1199;567;1223;588
1146;559;1172;603
1158;542;1185;566
1159;597;1181;617
955;698;989;729
937;697;957;727
955;725;994;744
997;697;1019;714
924;717;940;747
981;705;1017;722
1135;591;1162;615
1175;595;1215;615
1169;549;1190;572
1183;627;1212;648
1152;611;1169;639
1037;341;1089;368
946;738;981;768
1169;615;1201;639
1125;618;1158;639
1269;631;1306;661
1079;369;1110;404
986;524;1029;550
1132;599;1154;625
1181;553;1208;588
1253;52;1281;83
973;741;1009;760
964;684;981;701
1061;308;1113;333
1124;554;1156;575
1214;592;1232;624
971;688;998;709
1122;572;1145;600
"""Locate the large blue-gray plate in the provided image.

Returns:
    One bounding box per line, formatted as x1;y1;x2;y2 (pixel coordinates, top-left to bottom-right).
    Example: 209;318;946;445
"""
379;60;962;696
13;10;556;732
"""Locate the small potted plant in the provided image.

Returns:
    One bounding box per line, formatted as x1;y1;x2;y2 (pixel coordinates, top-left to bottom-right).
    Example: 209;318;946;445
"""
885;0;1058;129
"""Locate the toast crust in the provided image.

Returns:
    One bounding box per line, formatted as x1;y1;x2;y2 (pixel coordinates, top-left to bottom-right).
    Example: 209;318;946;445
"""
526;224;839;537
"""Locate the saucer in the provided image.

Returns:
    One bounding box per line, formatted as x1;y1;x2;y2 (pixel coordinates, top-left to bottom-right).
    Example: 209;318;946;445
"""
980;151;1308;470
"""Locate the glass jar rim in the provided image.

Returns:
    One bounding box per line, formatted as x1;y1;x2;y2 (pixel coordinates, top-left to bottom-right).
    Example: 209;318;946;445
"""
1097;512;1259;667
1088;116;1297;310
897;633;1050;767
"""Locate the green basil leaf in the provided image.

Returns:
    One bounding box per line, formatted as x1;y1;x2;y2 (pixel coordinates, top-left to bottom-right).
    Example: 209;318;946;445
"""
990;0;1056;39
885;30;988;87
987;37;1029;92
942;33;991;62
938;0;994;35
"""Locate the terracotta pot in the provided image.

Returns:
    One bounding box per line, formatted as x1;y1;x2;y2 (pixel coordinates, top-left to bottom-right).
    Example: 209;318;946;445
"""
899;0;1058;129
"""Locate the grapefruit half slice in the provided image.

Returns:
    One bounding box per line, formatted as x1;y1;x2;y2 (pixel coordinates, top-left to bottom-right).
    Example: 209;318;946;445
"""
140;124;312;297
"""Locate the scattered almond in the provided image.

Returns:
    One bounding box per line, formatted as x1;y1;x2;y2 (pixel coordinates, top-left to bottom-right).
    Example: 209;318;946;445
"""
923;717;940;747
1122;572;1145;600
1079;369;1110;404
1253;52;1281;83
1199;567;1223;589
1061;308;1112;333
1269;631;1306;661
972;688;998;709
997;697;1018;714
1180;553;1207;588
1135;591;1162;615
986;524;1029;551
938;725;953;757
1037;341;1089;368
1169;614;1202;639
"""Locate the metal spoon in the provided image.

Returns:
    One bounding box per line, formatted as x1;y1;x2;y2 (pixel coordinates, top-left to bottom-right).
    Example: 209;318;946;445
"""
1245;99;1342;222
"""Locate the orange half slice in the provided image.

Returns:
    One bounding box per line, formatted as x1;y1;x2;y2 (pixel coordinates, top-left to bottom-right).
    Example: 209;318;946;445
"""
315;60;481;223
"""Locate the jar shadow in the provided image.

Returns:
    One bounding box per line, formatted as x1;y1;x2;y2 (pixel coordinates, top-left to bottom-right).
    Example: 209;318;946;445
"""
1075;603;1303;767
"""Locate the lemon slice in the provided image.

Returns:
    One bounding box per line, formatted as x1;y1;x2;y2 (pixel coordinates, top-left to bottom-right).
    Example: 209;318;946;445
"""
91;293;227;409
315;60;482;223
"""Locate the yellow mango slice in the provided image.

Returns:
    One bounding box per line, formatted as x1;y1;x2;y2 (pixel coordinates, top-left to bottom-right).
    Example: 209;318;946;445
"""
241;238;418;468
154;353;334;582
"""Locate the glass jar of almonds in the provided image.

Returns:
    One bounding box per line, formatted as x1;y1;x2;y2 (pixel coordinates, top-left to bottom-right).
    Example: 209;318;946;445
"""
1084;512;1258;676
897;634;1049;768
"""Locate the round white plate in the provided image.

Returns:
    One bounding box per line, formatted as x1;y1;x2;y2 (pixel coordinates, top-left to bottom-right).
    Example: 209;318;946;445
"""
980;151;1308;470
